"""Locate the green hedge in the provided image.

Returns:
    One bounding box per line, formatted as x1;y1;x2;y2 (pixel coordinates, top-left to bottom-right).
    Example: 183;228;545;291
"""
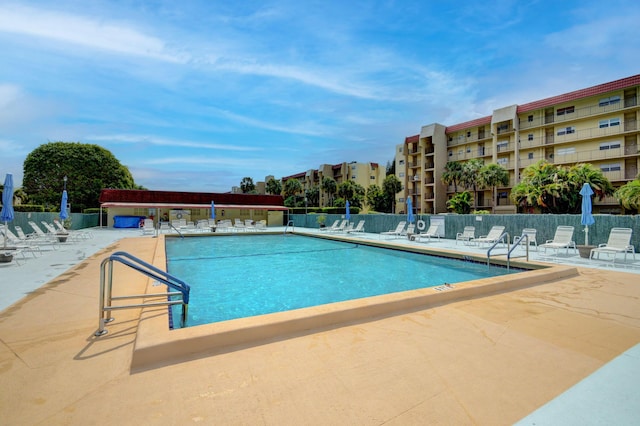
13;204;45;212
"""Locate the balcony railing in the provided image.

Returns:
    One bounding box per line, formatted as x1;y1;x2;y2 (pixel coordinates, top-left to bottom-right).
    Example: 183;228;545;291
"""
519;98;635;130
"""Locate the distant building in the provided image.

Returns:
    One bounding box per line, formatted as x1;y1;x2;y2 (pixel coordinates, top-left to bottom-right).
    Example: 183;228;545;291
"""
280;162;386;208
396;74;640;215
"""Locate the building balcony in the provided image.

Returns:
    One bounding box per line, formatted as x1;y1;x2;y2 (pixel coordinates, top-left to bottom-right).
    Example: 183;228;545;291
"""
519;97;637;130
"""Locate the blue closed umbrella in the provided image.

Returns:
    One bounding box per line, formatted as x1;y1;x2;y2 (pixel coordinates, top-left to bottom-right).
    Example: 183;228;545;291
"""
60;190;69;221
1;173;15;248
345;200;350;222
407;197;415;224
210;200;216;220
580;183;595;245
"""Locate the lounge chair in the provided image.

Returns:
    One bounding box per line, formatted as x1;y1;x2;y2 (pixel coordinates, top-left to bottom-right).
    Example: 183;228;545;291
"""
540;226;576;255
415;224;440;242
473;226;506;247
400;223;416;239
53;219;92;239
347;220;365;234
456;226;475;245
0;225;41;257
142;219;155;235
321;220;340;232
380;221;406;239
17;225;59;249
590;228;635;264
328;220;349;233
514;228;538;251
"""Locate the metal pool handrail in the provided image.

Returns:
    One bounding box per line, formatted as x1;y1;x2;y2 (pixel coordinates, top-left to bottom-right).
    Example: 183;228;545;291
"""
508;233;530;266
95;251;190;336
486;231;510;269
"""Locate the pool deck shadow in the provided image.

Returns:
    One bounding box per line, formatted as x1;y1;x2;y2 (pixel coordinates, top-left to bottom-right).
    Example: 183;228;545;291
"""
1;229;639;425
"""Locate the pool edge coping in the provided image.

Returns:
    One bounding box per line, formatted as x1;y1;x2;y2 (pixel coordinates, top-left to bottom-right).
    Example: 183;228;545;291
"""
130;233;579;372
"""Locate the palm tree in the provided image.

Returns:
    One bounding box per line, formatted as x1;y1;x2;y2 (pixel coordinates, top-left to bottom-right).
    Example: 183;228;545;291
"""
266;177;282;195
321;177;337;207
441;161;464;193
479;163;509;208
615;179;640;213
460;159;483;209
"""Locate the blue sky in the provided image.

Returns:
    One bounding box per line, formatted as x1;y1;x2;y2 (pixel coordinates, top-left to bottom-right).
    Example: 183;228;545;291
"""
1;0;639;193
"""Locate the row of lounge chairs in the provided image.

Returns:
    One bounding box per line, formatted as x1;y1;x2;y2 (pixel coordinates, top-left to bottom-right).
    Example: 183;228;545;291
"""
374;222;635;264
321;220;366;234
1;220;94;266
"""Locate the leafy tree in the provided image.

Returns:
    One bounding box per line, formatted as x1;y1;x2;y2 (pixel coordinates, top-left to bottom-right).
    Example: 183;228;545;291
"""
441;161;464;193
240;177;256;194
386;160;396;176
305;186;319;206
615;179;640;213
23;142;137;211
479;163;509;207
283;178;303;198
382;174;403;213
321;177;337;207
511;160;613;213
460;159;483;208
365;184;386;212
447;191;473;214
265;177;282;195
336;181;365;208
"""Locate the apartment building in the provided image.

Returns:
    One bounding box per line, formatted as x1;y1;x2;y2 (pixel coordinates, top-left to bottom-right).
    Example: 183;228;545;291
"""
281;162;386;208
396;74;640;215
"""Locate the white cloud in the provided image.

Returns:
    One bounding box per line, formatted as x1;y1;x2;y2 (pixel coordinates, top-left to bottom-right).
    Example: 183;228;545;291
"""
0;4;186;62
88;134;260;151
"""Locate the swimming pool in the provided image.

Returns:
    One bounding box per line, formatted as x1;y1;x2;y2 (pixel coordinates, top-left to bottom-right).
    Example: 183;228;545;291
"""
166;234;521;328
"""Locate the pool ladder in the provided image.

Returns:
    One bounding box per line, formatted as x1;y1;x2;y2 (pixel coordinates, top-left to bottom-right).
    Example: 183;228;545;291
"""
486;232;531;270
284;220;295;234
95;251;190;336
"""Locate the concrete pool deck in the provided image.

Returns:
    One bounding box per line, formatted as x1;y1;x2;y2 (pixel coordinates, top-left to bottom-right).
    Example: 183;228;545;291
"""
1;227;639;424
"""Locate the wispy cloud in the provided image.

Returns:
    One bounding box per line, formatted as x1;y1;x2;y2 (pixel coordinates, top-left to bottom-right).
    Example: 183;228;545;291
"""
88;134;261;151
0;4;186;62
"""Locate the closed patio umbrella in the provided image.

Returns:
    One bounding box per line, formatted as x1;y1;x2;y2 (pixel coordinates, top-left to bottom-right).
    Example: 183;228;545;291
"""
60;190;69;222
210;200;216;220
407;197;414;224
580;183;595;246
1;173;15;249
345;200;350;222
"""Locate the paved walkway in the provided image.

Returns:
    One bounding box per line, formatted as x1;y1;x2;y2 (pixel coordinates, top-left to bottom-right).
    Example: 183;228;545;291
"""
0;227;639;424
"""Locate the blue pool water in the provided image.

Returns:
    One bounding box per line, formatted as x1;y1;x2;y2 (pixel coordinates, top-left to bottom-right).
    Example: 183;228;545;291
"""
167;234;520;327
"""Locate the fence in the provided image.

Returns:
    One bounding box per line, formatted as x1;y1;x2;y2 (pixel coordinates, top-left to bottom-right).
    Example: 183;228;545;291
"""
3;212;100;233
289;213;640;252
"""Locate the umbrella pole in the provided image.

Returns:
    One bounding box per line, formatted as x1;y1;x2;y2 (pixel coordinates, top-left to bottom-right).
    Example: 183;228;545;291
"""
584;226;589;246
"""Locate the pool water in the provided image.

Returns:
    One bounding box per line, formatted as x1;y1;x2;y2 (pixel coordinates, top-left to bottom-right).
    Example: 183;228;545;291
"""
167;234;519;327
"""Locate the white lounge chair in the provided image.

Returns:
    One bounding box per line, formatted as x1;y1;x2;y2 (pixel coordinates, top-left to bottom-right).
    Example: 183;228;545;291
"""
473;226;506;247
540;226;576;255
0;225;41;257
590;228;635;264
24;223;60;248
456;226;475;245
321;220;340;232
328;220;349;233
514;228;538;251
380;221;406;239
415;224;440;242
347;220;365;234
142;219;155;235
400;223;415;239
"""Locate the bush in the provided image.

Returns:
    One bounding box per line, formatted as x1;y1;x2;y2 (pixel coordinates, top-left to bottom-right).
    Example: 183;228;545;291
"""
14;204;45;212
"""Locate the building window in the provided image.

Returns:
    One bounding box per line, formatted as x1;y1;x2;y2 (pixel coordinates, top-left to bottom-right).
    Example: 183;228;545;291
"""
497;141;508;152
497;158;508;166
599;141;621;150
599;118;620;128
497;123;509;132
399;160;404;165
528;134;533;141
528;153;534;159
399;172;405;178
557;106;575;116
557;147;576;155
599;96;621;107
466;147;471;153
600;163;621;172
528;115;533;122
466;131;471;137
370;176;375;179
557;126;575;135
448;150;452;157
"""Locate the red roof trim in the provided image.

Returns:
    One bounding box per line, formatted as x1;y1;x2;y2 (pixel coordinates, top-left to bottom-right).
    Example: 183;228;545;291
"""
405;135;419;143
445;116;492;133
517;74;640;113
99;189;284;207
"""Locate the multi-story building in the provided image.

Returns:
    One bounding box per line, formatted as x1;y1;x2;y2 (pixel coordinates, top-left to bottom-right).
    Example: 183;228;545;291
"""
281;162;386;208
396;74;640;215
